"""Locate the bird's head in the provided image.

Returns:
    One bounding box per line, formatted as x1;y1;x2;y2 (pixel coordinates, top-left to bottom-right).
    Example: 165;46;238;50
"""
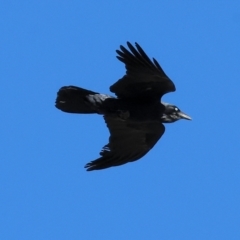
161;103;191;123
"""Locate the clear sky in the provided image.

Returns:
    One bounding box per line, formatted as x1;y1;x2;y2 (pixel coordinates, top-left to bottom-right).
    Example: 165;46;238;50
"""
1;1;240;239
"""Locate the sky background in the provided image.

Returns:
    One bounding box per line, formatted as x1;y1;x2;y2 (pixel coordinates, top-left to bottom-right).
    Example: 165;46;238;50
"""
1;1;240;239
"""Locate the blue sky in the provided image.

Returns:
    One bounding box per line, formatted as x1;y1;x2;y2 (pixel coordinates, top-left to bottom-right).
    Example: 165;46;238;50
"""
1;1;240;239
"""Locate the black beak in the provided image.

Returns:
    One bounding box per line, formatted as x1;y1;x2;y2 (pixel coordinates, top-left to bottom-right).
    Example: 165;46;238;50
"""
178;111;191;120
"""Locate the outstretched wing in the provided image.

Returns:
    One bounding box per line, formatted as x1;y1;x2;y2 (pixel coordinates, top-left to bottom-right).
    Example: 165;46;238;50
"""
85;115;165;171
110;42;176;101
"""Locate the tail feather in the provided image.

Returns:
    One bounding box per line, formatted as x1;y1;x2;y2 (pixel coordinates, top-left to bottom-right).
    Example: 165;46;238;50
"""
55;86;98;114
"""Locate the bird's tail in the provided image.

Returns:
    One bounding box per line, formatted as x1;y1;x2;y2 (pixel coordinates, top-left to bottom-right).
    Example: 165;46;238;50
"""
55;86;99;114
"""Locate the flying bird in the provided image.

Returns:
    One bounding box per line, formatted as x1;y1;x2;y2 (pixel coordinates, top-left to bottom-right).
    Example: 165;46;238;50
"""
55;42;191;171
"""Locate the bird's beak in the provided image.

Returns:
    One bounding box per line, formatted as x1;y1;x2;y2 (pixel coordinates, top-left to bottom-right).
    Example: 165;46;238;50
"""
178;111;192;120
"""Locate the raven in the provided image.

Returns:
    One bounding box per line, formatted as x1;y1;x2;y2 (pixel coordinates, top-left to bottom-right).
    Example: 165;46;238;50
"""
55;42;191;171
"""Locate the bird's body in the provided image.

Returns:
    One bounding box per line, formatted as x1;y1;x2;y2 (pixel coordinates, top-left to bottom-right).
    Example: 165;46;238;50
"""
55;42;191;171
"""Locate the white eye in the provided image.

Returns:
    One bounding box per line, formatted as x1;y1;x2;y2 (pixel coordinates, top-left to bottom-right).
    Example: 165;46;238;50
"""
175;107;179;111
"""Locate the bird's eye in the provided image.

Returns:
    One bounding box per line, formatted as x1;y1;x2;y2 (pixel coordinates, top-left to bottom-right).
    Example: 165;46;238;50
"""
174;107;179;111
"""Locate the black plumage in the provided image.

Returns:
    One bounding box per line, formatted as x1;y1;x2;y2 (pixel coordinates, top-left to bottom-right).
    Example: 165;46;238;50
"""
55;42;191;171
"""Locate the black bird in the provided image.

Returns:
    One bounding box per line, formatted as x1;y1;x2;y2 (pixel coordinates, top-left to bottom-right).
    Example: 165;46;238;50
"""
55;42;191;171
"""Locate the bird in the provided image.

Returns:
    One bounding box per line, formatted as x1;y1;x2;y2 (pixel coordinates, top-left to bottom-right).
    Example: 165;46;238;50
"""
55;42;191;171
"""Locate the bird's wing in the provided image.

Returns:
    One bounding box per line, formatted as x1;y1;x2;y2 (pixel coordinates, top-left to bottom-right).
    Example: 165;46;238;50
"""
85;115;165;171
110;42;176;100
